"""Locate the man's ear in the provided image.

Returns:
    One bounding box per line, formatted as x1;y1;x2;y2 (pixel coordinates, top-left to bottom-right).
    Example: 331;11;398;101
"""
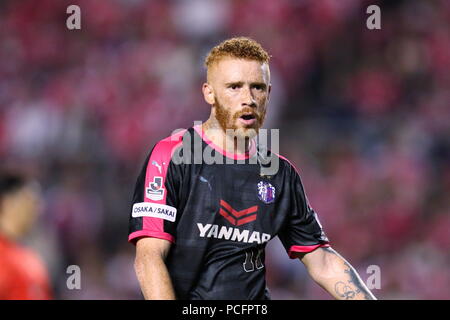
202;83;215;105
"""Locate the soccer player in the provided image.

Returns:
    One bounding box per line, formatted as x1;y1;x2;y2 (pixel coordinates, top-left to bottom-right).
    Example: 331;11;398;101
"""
128;37;376;300
0;172;52;300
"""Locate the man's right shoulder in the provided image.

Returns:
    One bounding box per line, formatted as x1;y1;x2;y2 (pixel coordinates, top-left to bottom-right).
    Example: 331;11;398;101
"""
149;128;188;160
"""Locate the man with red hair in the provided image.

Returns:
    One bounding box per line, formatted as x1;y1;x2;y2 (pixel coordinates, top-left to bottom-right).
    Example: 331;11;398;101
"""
129;37;376;300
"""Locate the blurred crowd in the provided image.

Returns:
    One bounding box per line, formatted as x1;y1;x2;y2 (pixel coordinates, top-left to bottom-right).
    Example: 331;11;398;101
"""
0;0;448;299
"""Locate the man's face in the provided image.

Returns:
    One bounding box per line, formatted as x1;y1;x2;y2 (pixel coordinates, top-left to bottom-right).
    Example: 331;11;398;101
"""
204;58;271;138
0;184;41;239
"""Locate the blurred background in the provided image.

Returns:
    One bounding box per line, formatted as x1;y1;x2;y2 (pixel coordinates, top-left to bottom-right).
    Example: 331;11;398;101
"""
0;0;449;299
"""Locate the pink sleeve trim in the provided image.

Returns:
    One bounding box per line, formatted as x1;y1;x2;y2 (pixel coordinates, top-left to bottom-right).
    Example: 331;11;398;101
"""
288;243;330;258
128;230;175;245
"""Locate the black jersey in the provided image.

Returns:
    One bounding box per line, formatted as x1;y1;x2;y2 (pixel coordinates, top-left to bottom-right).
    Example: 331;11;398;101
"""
128;125;329;300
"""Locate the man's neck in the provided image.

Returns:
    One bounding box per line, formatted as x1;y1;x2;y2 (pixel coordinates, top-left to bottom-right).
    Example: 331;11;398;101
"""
202;118;251;155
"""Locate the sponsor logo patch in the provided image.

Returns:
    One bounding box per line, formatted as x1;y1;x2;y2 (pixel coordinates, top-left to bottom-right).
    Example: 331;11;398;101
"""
197;223;271;244
132;202;177;222
146;176;165;201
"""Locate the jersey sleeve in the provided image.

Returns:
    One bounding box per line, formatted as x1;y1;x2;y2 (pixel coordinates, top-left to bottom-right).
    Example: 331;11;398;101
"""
128;137;183;245
278;162;330;258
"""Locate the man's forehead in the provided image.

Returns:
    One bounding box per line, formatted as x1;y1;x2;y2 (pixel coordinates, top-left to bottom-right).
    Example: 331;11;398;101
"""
208;58;270;83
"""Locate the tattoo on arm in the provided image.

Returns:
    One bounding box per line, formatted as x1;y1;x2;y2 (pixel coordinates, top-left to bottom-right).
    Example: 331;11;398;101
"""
335;281;357;300
342;261;374;300
320;248;375;300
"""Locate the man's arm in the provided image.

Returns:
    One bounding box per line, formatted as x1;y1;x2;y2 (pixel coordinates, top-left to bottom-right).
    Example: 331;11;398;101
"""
297;247;377;300
134;237;176;300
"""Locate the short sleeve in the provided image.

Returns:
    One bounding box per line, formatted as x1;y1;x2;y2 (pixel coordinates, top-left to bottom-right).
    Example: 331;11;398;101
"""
128;136;184;245
278;164;330;258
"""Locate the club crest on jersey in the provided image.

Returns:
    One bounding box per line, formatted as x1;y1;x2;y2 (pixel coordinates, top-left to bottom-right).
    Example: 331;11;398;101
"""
257;181;275;204
146;176;165;201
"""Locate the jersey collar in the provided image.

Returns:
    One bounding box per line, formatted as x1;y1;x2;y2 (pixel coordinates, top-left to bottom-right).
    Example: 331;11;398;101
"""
193;124;257;160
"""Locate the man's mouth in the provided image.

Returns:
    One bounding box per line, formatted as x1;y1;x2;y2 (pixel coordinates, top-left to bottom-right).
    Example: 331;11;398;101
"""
238;113;257;126
241;113;255;120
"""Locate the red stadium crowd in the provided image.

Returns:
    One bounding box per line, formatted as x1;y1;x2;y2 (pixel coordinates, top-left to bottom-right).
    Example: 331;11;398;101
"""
0;0;448;299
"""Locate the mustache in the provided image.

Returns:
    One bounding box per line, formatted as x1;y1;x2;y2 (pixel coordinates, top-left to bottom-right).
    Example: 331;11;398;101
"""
232;107;263;121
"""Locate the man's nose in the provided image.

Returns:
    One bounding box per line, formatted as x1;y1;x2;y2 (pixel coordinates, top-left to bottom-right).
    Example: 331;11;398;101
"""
241;87;256;107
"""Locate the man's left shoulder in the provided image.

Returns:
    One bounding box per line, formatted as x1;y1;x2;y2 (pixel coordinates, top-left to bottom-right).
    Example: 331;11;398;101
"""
268;151;300;175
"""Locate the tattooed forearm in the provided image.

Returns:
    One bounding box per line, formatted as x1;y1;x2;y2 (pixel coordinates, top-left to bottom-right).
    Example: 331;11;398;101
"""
315;247;376;300
341;261;375;300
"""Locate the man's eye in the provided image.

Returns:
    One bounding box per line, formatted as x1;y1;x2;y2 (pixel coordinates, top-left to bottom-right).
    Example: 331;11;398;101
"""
230;85;239;90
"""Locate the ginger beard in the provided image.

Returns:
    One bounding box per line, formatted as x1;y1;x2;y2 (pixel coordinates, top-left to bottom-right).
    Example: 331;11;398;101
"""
214;97;266;140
